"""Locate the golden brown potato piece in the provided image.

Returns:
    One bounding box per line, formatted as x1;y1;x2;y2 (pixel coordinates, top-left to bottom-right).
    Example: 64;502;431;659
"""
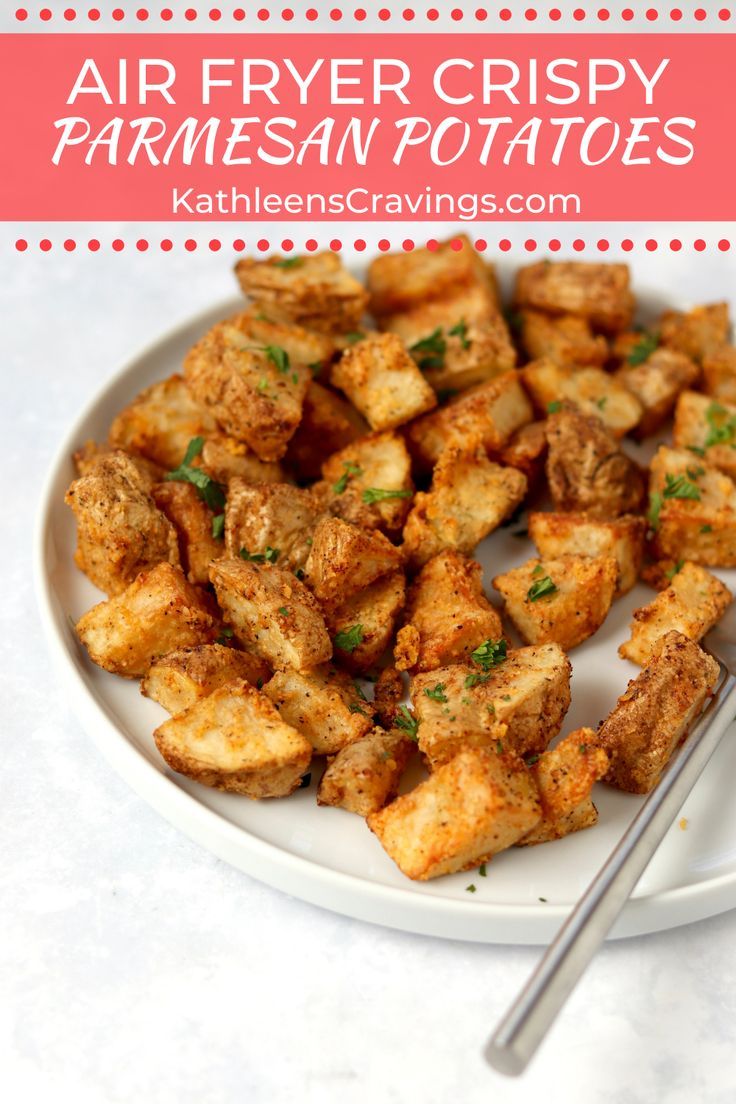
224;480;326;573
304;517;403;611
389;311;516;394
619;562;731;665
493;556;618;651
76;563;218;678
320;430;414;534
184;316;310;461
210;559;331;672
367;236;498;318
328;571;406;674
673;391;736;480
522;359;642;437
263;663;373;754
72;440;163;486
598;631;719;793
331;332;437;431
285;380;367;480
648;446;736;567
151;481;223;587
235;252;369;333
153;679;312;798
492;421;548;489
395;551;503;673
317;726;414;817
518;729;609;845
108;375;217;471
545;409;646;518
515;261;634;334
141;644;270;714
228;307;336;368
402;445;527;571
65;450;180;596
405;372;533;470
372;666;405;729
200;434;286;486
528;512;646;596
367;748;542;881
702;346;736;404
660;302;731;363
616;348;699;439
518;309;609;367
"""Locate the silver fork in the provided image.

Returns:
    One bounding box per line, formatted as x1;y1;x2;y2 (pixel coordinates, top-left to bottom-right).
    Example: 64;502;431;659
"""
486;608;736;1077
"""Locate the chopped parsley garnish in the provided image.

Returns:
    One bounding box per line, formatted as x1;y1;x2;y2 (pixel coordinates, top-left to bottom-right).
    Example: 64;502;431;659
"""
464;672;491;688
257;377;269;393
479;863;487;877
333;624;364;653
547;400;562;414
264;546;280;563
211;513;225;540
349;702;369;716
687;445;706;458
410;327;446;369
466;884;477;893
240;546;279;564
649;472;702;530
579;744;588;754
216;627;234;645
470;638;507;670
701;524;713;533
308;361;324;376
395;704;419;740
165;438;226;513
525;753;540;766
665;560;684;581
264;344;289;373
344;331;365;344
278;606;290;617
353;682;368;701
531;563;544;577
448;317;471;349
595;396;607;410
496;739;504;755
527;575;557;601
361;487;413;504
704;401;736;449
538;897;548;903
333;461;362;495
687;466;705;480
627;331;660;366
424;683;448;703
273;257;303;269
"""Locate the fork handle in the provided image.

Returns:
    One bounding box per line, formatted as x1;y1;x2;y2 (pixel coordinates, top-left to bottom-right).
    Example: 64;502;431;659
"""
485;669;736;1078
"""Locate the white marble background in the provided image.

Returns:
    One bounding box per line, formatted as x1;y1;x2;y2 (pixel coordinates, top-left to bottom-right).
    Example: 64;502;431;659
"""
3;221;736;1104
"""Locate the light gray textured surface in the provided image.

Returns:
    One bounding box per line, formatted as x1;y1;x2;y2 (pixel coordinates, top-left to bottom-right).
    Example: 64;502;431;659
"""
4;224;736;1104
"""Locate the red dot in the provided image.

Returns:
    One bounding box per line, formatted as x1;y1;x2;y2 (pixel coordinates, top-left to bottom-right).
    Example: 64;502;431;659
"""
185;239;197;252
281;239;294;251
573;7;585;19
549;239;561;252
88;6;100;16
233;8;245;19
426;239;439;252
161;7;173;18
257;238;270;252
63;238;76;251
670;239;682;251
330;238;342;251
306;7;318;18
329;7;342;18
161;239;173;251
209;239;222;251
427;7;439;18
645;239;658;251
402;238;415;251
354;239;367;252
378;7;391;18
621;7;634;19
185;8;197;20
40;8;52;19
281;8;294;19
524;7;537;19
549;7;561;18
719;239;731;251
646;8;658;19
112;7;124;19
63;8;76;20
15;239;28;251
354;7;367;18
257;7;269;19
112;239;125;251
694;8;707;19
474;7;487;18
670;8;682;19
209;7;221;18
719;9;731;20
694;238;706;251
474;238;487;252
499;7;512;19
451;7;463;19
136;239;149;251
402;7;415;17
621;239;634;252
233;239;246;252
40;239;52;251
499;240;512;252
597;7;610;18
524;238;537;251
572;239;585;252
15;9;28;20
306;238;318;251
597;239;610;251
88;239;100;251
136;7;149;19
449;238;463;251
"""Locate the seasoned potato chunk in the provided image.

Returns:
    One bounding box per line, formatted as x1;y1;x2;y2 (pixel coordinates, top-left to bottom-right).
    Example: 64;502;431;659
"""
73;440;163;486
235;252;368;333
528;512;646;596
141;644;270;714
200;434;285;485
227;308;336;368
108;374;217;471
304;517;403;610
394;551;503;673
673;391;736;479
76;562;218;678
367;236;498;318
285;380;367;480
151;481;223;587
518;729;609;845
515;261;634;333
522;359;642;437
388;310;516;394
402;445;527;570
660;302;731;363
372;666;405;729
224;480;326;573
65;450;179;596
545;409;646;518
405;372;533;470
493;556;618;651
328;571;406;673
493;421;548;489
318;726;415;816
616;348;699;439
263;663;373;754
210;559;331;672
518;309;609;367
331;332;437;431
320;430;414;534
184;316;310;461
367;748;542;880
598;631;719;793
153;679;312;797
619;562;731;665
648;446;736;567
702;346;736;404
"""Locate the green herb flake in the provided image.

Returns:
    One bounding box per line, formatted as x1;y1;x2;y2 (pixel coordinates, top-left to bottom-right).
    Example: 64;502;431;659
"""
496;739;504;755
257;377;269;393
395;704;419;740
665;560;685;581
527;576;557;602
627;331;660;366
701;524;713;533
165;437;226;513
410;327;447;370
273;257;303;269
579;743;588;754
333;624;364;653
353;682;368;701
470;638;507;671
361;487;413;504
344;331;365;345
687;445;706;458
595;396;608;410
264;546;280;563
532;563;544;577
525;753;540;766
240;548;265;562
278;607;290;617
501;694;511;702
705;401;736;449
464;672;491;688
466;884;477;894
216;627;234;645
264;344;290;373
333;461;362;495
547;400;562;414
448;317;470;349
211;513;225;540
349;702;369;716
538;896;548;903
479;863;487;877
424;683;448;703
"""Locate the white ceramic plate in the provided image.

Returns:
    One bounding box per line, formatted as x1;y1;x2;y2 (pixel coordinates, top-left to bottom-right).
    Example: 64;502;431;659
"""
35;276;736;945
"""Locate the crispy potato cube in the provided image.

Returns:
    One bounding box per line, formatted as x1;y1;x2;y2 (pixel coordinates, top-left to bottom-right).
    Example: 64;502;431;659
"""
545;409;646;518
108;374;217;471
330;332;437;431
648;446;736;567
200;434;285;485
210;559;331;672
492;421;548;489
141;644;270;714
367;236;498;318
528;512;646;596
703;346;736;404
65;450;180;596
518;729;609;845
285;380;367;480
619;562;731;665
76;563;218;678
387;309;516;394
263;663;373;754
228;308;336;368
304;517;403;610
598;631;719;793
402;445;527;571
660;302;731;363
320;430;414;534
224;479;326;573
522;359;642;437
412;643;571;767
372;666;405;729
518;309;609;367
72;440;163;486
395;551;503;673
328;572;406;673
367;748;541;880
493;555;618;651
153;679;312;798
405;372;533;470
317;726;414;816
673;390;736;479
235;252;368;333
184;316;310;461
616;348;699;439
515;261;634;333
151;481;223;587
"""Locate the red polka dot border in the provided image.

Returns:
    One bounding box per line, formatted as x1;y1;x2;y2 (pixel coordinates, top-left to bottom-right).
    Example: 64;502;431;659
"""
13;6;735;21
